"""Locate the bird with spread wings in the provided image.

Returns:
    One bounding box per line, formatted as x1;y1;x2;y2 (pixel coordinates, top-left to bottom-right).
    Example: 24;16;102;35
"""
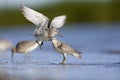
20;5;66;48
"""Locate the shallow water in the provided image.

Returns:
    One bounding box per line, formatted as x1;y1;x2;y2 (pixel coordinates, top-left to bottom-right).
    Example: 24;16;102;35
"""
0;24;120;80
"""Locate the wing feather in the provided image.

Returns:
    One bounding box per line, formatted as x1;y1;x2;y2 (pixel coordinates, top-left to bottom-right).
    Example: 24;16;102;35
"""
50;15;66;29
33;23;47;35
20;5;49;26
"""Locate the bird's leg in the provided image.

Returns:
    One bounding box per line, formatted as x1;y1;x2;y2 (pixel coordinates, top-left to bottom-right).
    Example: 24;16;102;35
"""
23;53;30;63
60;53;66;64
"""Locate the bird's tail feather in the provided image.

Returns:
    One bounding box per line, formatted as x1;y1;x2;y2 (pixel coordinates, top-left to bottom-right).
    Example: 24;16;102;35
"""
73;52;81;59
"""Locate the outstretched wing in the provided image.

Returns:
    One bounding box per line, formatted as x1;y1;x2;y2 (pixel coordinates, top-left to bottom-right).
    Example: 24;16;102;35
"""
20;5;49;37
50;15;66;29
20;5;49;26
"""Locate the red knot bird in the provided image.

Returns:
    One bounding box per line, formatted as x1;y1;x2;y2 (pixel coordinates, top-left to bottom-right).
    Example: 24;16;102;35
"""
52;38;81;64
20;5;66;47
11;40;42;60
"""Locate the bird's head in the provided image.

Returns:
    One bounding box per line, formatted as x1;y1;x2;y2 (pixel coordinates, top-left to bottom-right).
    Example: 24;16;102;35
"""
50;28;63;38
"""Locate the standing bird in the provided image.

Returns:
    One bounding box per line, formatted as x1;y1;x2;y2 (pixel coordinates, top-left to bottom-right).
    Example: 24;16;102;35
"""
11;40;42;60
20;5;66;47
0;38;12;51
52;38;81;64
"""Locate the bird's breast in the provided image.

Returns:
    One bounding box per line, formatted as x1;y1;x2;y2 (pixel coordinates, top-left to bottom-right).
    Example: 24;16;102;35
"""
27;43;38;52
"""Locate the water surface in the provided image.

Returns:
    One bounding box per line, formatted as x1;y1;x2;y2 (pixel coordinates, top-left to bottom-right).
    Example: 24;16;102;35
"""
0;24;120;80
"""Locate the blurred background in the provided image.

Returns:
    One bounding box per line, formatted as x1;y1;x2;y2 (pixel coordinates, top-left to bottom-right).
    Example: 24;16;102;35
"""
0;0;120;26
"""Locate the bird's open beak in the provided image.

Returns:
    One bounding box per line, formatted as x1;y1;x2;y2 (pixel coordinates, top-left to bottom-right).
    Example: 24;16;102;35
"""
36;41;43;49
58;33;63;37
39;41;43;49
57;31;63;38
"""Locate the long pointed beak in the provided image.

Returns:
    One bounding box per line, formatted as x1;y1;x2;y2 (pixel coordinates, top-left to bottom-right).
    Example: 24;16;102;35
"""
11;51;14;62
57;31;63;38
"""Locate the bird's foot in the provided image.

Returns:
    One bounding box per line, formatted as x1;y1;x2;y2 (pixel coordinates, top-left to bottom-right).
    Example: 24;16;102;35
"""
59;62;65;65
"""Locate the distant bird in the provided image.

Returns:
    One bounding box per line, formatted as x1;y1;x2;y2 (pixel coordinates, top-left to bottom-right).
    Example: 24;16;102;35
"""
52;38;81;64
0;38;12;51
11;40;42;60
20;5;66;47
